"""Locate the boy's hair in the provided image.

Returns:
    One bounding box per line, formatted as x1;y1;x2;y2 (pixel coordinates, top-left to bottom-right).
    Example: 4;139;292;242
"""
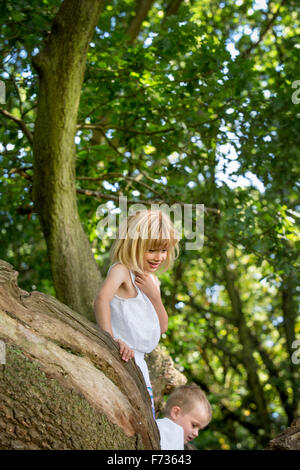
110;209;180;273
164;384;212;423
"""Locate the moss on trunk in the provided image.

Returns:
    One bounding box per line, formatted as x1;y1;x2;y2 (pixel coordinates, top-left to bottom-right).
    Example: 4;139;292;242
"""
0;346;140;450
0;260;160;450
32;0;104;321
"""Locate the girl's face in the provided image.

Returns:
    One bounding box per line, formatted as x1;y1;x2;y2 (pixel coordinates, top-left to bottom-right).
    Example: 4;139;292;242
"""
143;248;168;272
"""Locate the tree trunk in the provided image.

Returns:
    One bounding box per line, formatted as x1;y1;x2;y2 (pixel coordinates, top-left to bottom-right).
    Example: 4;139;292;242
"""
265;417;300;450
0;260;160;449
32;0;104;321
222;261;271;435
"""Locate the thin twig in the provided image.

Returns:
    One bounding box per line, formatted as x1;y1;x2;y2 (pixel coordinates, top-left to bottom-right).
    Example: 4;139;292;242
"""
241;0;286;58
76;173;163;197
76;187;220;214
77;123;175;136
0;107;33;144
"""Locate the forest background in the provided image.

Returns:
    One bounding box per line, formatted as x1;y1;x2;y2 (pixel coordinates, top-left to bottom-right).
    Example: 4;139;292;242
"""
0;0;299;450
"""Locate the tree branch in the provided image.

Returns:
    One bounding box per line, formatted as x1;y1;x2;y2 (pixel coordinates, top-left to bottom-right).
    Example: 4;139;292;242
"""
76;187;220;214
9;166;33;181
126;0;155;43
76;173;163;197
241;0;287;58
165;0;184;17
77;123;175;136
0;107;33;144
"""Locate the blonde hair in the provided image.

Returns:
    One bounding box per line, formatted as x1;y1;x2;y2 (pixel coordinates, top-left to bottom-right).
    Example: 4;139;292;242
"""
164;384;212;423
109;209;180;274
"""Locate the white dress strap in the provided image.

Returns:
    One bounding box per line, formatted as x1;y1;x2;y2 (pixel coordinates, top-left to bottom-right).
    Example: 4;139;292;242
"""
150;273;157;285
107;262;119;274
128;268;136;284
128;269;140;297
109;263;157;290
129;269;156;286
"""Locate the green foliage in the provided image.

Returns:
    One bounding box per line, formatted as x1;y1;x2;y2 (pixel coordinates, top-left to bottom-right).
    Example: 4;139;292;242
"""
0;0;299;449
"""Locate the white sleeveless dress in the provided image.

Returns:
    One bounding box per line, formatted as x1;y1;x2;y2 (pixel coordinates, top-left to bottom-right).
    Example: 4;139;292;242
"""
107;262;161;394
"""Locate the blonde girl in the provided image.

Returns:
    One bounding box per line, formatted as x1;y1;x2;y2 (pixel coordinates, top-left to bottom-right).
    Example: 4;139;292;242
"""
94;209;179;417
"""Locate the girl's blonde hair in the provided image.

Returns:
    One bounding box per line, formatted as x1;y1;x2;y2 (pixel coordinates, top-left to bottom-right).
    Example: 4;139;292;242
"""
109;209;180;273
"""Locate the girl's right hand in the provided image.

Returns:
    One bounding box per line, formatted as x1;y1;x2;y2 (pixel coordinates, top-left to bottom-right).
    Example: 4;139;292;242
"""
114;338;134;362
134;271;160;302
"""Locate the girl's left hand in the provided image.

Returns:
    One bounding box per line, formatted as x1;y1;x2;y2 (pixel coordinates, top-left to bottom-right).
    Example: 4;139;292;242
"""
134;272;160;301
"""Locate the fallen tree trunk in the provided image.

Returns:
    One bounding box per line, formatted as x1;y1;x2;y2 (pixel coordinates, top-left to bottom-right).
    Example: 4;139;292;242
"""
0;260;164;449
265;417;300;450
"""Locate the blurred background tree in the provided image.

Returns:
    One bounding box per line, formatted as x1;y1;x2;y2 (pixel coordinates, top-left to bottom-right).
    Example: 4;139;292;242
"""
0;0;299;449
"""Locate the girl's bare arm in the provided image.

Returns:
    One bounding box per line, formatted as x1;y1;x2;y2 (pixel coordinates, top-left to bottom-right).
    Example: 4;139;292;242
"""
94;264;127;335
94;264;134;361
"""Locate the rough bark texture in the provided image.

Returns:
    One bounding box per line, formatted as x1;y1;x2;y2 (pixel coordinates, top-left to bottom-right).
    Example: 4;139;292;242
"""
32;0;104;322
146;347;186;414
265;417;300;450
0;260;160;449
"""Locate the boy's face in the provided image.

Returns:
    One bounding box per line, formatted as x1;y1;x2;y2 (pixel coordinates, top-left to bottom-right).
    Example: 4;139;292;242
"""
170;403;209;444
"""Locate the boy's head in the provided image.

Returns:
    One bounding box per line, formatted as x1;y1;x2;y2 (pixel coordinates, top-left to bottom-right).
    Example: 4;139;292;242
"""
164;384;212;444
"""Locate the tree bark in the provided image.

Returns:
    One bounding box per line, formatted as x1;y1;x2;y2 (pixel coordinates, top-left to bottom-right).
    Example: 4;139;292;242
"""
265;417;300;450
146;346;187;414
32;0;104;321
0;260;160;449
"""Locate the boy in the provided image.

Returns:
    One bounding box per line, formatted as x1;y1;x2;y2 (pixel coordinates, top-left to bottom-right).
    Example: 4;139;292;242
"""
156;383;212;450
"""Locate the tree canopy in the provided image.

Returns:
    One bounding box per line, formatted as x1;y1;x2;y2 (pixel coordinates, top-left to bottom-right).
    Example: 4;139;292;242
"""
0;0;299;449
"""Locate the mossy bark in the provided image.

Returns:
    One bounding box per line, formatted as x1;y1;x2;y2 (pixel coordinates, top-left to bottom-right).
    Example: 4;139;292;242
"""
0;346;141;450
0;260;160;450
32;0;104;321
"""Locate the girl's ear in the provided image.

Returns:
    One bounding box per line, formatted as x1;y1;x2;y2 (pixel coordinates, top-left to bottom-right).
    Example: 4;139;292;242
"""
170;405;182;422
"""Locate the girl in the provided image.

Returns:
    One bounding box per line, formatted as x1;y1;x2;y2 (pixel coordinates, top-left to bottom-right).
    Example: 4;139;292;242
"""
94;209;179;418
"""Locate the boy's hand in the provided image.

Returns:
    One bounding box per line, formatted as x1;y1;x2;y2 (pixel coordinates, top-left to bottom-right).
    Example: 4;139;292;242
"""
115;338;134;362
134;272;160;302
